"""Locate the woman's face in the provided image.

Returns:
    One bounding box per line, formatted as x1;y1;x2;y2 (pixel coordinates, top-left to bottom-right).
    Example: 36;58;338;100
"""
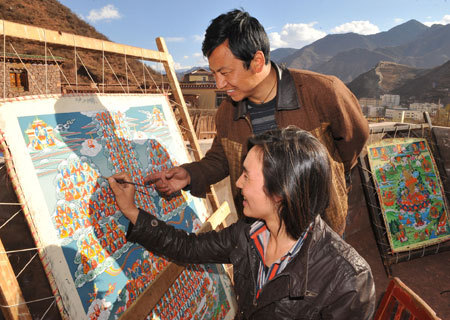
236;147;279;221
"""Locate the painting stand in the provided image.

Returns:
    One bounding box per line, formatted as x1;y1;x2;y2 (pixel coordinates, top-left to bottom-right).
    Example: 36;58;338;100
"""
358;117;450;276
0;19;233;320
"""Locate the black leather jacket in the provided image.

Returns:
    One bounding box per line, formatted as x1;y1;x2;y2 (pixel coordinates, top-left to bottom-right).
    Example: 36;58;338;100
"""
127;211;375;319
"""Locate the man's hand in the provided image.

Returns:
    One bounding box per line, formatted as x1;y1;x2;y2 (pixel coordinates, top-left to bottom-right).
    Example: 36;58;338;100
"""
108;172;139;224
144;166;191;197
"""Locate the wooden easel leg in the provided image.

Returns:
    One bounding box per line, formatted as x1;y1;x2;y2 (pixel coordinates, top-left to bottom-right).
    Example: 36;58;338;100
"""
0;239;32;320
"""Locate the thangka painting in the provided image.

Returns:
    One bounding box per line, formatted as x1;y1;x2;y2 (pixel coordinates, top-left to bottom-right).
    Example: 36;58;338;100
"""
367;138;450;253
0;94;236;320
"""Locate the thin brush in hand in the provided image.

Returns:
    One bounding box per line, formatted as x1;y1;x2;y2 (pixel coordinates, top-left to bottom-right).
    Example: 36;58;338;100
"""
102;176;150;188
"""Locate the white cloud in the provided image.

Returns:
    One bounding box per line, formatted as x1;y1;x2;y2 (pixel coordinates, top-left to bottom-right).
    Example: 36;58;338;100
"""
76;13;86;21
173;53;208;71
193;34;204;42
423;14;450;26
165;37;185;43
173;62;193;70
331;20;380;35
394;18;404;24
87;4;121;23
269;22;326;49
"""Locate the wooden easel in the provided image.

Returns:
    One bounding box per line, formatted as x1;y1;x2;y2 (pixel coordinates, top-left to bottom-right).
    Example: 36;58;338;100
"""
0;19;225;320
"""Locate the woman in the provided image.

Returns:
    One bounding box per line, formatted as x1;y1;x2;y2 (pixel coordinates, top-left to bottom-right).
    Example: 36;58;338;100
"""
109;126;375;319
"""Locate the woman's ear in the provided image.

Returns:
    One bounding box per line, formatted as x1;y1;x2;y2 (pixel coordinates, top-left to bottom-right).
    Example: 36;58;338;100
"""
272;194;283;204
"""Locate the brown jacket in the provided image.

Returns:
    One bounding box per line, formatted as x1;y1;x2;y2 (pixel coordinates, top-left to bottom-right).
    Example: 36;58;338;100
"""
182;62;369;235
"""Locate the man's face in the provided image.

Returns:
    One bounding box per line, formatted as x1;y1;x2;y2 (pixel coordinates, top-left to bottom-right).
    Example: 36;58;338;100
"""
208;41;259;102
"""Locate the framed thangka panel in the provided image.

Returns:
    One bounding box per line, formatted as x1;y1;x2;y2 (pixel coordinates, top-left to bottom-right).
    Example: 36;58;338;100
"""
0;94;236;319
367;138;450;253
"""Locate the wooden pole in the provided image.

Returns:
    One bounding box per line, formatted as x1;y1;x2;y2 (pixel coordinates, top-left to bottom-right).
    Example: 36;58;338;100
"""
155;37;220;213
0;19;168;63
0;239;32;320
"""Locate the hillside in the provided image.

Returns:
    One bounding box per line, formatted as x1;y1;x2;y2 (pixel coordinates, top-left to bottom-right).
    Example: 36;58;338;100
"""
270;47;299;63
0;0;162;88
346;60;450;105
315;48;394;83
392;60;450;104
276;19;449;83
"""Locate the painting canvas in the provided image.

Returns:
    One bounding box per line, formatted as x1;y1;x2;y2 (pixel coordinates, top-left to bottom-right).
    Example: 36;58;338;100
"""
0;94;236;319
367;138;450;253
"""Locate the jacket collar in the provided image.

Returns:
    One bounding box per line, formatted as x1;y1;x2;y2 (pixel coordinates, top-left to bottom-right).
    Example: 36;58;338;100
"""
233;61;301;121
252;215;323;306
285;215;323;298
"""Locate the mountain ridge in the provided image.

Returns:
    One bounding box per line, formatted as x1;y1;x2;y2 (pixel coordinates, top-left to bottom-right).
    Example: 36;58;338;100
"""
273;19;449;83
346;60;450;105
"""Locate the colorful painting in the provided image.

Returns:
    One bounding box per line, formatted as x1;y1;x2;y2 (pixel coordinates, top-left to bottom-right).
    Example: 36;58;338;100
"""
0;94;236;319
367;138;450;253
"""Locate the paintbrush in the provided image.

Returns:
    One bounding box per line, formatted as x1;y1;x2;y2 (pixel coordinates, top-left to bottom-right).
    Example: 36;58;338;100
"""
101;176;150;188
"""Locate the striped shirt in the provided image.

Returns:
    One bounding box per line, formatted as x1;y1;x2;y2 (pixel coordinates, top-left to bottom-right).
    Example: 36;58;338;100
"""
249;220;311;298
247;97;277;135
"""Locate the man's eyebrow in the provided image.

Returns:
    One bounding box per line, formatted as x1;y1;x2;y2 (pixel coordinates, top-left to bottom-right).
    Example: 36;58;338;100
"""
212;66;229;73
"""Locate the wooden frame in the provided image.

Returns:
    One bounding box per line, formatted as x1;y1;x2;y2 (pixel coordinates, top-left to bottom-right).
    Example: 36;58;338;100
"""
358;120;450;276
374;277;441;320
0;19;228;320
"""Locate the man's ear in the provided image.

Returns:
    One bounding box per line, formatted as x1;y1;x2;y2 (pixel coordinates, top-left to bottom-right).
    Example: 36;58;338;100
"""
251;50;266;73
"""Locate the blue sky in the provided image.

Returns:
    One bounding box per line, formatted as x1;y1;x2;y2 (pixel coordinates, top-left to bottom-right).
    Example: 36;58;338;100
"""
58;0;450;71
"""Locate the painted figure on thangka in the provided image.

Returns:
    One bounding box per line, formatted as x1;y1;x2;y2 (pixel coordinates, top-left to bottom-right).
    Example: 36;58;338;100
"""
367;138;450;252
18;104;233;319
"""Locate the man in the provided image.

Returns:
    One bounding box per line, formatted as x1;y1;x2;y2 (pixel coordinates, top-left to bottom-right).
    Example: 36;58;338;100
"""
146;9;369;236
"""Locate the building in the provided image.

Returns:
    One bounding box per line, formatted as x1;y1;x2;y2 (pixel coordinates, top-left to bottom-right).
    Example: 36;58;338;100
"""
409;102;441;115
180;68;226;110
381;94;400;108
359;97;382;108
359;97;383;117
182;68;214;83
0;53;63;98
385;108;424;122
366;106;386;118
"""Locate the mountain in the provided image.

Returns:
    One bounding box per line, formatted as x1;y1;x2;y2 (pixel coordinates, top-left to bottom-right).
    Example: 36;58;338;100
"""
276;19;428;70
279;33;375;69
375;23;450;69
347;60;450;105
0;0;161;86
365;19;428;47
270;48;298;63
392;60;450;104
276;19;450;83
315;48;395;83
347;61;425;99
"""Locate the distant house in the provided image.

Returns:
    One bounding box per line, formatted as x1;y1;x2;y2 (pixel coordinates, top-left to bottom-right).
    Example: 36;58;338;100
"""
182;68;215;83
0;53;63;98
180;68;226;110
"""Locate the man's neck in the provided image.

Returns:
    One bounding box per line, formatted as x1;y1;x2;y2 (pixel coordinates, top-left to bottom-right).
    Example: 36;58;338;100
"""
248;65;277;104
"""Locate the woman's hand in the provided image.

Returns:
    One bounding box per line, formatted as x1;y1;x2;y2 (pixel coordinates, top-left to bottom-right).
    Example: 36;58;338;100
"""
108;172;139;224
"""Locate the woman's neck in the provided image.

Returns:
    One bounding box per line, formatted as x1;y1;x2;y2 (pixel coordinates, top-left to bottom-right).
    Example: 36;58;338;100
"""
264;220;296;267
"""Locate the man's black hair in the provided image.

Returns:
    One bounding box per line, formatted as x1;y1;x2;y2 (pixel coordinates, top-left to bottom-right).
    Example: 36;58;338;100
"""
202;9;270;69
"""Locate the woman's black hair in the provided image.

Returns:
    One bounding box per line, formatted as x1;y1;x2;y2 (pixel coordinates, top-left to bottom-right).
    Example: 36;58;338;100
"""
202;9;270;69
248;126;331;239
